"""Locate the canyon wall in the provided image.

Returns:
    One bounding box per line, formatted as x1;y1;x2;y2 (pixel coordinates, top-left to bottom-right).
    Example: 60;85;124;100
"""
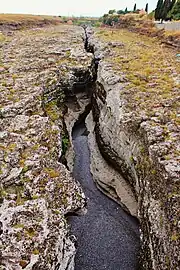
87;28;179;269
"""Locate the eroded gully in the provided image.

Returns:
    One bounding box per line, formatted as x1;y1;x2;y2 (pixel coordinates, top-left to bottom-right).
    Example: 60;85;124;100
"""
68;119;140;270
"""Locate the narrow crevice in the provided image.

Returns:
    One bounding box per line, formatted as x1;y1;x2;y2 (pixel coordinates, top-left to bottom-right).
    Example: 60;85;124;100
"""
82;25;94;53
82;25;100;80
82;26;137;198
82;25;89;51
69;93;140;270
58;27;99;170
65;26;140;270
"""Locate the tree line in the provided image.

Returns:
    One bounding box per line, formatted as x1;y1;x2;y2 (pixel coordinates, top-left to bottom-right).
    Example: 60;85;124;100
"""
102;3;149;26
155;0;180;21
108;3;149;16
102;0;180;26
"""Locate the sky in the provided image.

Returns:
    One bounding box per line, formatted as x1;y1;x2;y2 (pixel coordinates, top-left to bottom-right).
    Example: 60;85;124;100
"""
0;0;157;17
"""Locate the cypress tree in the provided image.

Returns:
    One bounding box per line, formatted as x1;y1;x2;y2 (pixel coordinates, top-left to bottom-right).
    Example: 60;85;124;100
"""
125;7;128;13
145;3;149;13
155;0;164;20
162;0;172;20
133;3;137;12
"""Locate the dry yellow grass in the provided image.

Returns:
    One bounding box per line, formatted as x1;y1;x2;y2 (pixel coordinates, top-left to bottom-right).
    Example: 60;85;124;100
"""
116;14;180;46
96;29;180;125
96;28;180;160
164;30;180;37
0;13;60;22
0;13;62;29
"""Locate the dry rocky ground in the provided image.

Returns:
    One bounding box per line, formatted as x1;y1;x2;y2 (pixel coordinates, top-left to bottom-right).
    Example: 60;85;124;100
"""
0;21;179;270
0;25;93;270
87;27;180;269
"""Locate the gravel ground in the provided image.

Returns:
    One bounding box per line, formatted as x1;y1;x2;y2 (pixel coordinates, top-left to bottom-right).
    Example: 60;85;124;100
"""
68;122;140;270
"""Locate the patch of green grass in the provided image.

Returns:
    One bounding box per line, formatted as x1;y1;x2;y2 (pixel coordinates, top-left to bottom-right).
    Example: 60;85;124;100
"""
25;227;36;238
171;233;179;241
45;100;61;121
32;249;40;255
13;223;24;229
22;165;29;173
7;143;16;151
62;134;69;156
44;167;60;178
